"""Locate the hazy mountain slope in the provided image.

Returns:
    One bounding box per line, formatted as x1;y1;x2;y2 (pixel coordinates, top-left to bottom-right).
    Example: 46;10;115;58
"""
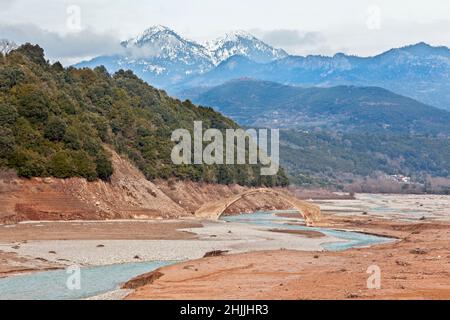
280;130;450;190
189;78;450;189
190;79;450;135
206;30;288;64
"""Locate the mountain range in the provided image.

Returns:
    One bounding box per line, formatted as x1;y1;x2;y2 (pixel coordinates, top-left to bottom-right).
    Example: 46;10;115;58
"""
75;25;287;89
76;26;450;111
180;42;450;111
71;26;450;190
187;79;450;188
4;43;450;192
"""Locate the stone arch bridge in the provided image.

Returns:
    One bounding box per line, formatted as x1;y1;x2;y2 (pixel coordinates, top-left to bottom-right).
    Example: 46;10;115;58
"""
195;188;321;226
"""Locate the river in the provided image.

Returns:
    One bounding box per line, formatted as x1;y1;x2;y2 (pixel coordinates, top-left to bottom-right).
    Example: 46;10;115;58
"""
0;210;394;300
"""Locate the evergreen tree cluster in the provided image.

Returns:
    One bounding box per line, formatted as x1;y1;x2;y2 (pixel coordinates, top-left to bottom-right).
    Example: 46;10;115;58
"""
0;44;288;186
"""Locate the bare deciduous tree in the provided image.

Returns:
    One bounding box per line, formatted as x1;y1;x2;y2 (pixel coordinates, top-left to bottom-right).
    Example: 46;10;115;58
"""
0;39;17;55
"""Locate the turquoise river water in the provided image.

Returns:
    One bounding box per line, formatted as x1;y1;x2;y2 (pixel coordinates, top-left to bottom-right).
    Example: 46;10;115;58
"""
0;210;393;300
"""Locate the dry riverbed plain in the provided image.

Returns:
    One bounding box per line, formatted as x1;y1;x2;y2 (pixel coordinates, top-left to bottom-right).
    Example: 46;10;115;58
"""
124;214;450;300
0;193;449;300
0;218;340;271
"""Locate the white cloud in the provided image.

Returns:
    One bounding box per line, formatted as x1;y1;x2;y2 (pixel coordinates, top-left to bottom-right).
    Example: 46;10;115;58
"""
0;23;123;65
0;0;15;10
1;0;450;61
250;29;329;55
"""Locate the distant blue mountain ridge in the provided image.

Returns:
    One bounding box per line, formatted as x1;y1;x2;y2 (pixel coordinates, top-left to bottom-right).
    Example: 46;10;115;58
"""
179;42;450;111
187;78;450;135
74;26;450;111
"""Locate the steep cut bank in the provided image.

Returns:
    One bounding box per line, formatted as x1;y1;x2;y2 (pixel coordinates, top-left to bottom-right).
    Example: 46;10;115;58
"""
0;150;294;224
0;149;186;223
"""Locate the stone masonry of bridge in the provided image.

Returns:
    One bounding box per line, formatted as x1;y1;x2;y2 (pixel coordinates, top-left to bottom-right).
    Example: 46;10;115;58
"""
194;188;321;226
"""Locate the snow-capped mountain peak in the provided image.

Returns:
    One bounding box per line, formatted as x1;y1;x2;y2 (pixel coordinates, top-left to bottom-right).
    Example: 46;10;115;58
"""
121;25;288;68
142;24;173;35
121;25;212;67
77;26;289;87
206;30;288;65
210;30;256;46
123;25;179;48
124;25;208;53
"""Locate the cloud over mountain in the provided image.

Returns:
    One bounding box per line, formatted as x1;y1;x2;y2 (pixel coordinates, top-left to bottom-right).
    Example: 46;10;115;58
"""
0;23;123;65
75;25;288;87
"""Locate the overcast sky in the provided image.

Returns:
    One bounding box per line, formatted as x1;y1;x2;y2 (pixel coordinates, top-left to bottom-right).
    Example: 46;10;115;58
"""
1;0;450;64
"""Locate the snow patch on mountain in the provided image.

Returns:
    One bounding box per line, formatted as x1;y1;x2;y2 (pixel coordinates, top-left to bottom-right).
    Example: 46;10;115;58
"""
82;25;289;82
206;30;288;65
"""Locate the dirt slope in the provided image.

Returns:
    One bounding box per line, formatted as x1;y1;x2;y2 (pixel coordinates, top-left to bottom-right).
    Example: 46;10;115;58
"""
0;150;295;224
0;149;188;223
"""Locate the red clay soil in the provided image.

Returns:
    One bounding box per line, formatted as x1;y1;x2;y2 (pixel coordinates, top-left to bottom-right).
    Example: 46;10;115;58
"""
0;150;189;223
124;215;450;300
0;150;299;224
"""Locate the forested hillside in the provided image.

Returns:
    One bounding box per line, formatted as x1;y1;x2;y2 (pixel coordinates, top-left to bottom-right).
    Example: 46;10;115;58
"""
0;44;288;187
280;130;450;191
190;79;450;134
186;79;450;192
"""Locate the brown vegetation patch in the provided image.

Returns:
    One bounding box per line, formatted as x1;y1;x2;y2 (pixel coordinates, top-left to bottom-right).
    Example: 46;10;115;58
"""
203;250;229;258
122;271;164;290
268;228;325;238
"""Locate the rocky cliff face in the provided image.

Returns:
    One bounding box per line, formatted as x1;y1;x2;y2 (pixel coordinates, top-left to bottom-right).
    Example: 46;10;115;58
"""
0;150;294;224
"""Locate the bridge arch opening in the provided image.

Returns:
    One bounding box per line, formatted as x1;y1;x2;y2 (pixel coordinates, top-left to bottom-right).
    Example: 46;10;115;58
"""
195;189;321;226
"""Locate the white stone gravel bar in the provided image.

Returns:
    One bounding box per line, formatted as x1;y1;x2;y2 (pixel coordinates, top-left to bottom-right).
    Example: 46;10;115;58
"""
0;220;339;266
